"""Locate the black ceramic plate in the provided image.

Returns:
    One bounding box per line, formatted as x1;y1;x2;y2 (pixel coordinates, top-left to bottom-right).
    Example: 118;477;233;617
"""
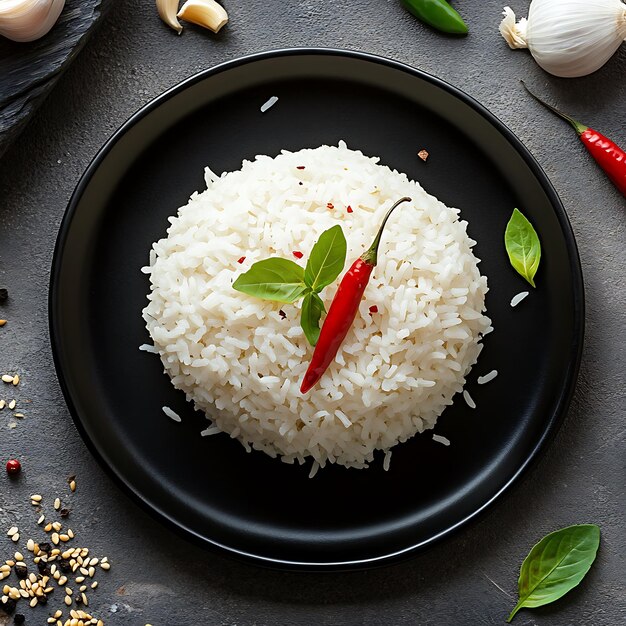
50;49;584;570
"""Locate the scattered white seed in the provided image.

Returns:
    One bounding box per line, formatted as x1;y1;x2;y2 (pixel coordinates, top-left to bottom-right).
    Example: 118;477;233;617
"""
6;527;18;537
100;562;110;571
463;390;476;409
510;290;529;307
162;406;181;422
37;515;45;525
54;498;61;510
11;534;19;543
260;95;278;113
8;400;16;410
14;413;24;418
477;370;498;385
52;522;62;532
26;539;35;552
69;480;76;492
67;529;75;539
90;581;98;589
64;595;72;606
2;375;14;383
12;375;19;386
433;433;451;446
31;494;42;502
0;400;4;409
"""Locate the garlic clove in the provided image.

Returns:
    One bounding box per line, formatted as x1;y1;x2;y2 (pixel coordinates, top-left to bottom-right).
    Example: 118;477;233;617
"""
156;0;183;35
177;0;228;34
0;0;66;43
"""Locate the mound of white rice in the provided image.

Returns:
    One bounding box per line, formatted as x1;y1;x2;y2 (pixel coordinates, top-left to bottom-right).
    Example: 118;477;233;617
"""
142;143;491;471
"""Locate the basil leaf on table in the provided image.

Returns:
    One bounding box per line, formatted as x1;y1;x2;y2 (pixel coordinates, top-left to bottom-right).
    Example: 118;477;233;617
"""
233;258;308;303
505;208;541;287
507;524;601;622
301;292;325;346
304;224;347;292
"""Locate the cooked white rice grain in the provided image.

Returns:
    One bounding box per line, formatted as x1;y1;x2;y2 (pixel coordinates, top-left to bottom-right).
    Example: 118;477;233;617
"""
143;143;491;470
260;96;278;113
478;370;498;385
162;406;181;422
511;291;529;307
432;434;451;446
463;390;477;409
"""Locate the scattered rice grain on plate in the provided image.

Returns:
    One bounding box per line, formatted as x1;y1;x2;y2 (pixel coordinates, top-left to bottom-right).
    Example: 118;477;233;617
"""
162;406;181;422
383;450;392;471
463;390;476;409
510;291;529;307
477;370;498;385
260;96;278;113
308;461;319;479
432;434;451;446
200;426;221;437
139;344;159;354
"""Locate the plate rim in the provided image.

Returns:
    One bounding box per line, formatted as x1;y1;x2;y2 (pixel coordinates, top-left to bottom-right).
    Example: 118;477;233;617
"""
49;47;585;571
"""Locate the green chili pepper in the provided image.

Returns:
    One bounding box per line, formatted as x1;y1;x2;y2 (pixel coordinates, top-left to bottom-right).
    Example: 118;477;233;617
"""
401;0;468;35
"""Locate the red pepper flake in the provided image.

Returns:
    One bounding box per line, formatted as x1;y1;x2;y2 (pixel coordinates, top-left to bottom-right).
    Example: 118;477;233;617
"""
327;203;334;210
279;309;287;319
418;149;429;162
369;305;379;315
296;166;305;170
237;256;246;264
292;251;304;259
346;205;353;213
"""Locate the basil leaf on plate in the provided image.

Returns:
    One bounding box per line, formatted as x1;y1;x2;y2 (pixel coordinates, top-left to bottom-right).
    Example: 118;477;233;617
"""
301;292;325;346
507;524;600;622
304;225;347;292
505;208;541;287
233;258;308;303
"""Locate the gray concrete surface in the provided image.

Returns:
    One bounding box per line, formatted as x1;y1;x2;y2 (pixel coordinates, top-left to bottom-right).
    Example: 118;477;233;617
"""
0;1;624;624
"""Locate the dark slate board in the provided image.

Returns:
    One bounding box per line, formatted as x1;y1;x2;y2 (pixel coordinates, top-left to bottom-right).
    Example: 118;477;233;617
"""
0;0;115;158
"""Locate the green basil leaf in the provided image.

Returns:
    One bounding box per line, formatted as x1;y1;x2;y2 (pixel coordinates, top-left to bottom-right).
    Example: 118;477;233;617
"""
507;524;600;622
505;208;541;288
301;292;325;346
233;258;308;303
304;225;347;292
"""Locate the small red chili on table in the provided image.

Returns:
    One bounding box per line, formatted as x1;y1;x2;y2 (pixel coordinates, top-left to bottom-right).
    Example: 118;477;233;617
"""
523;82;626;197
6;459;21;475
300;197;412;394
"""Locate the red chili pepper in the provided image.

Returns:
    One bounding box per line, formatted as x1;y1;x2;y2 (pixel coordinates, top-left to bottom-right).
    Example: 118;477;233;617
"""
523;82;626;197
347;205;353;213
300;197;411;394
292;251;303;259
237;256;246;264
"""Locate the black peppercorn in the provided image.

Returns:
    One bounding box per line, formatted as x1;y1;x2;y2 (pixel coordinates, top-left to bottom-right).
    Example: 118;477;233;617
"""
37;560;50;575
14;563;27;579
59;559;71;573
38;542;51;554
0;288;7;303
0;597;16;614
14;613;25;624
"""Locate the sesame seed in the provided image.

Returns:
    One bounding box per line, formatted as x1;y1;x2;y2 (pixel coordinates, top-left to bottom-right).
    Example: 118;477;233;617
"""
12;375;19;386
60;534;70;542
79;568;89;576
14;413;24;418
11;534;20;543
75;576;85;583
31;494;43;502
69;481;76;493
87;567;95;578
2;375;14;383
6;527;18;537
8;400;16;410
66;587;73;595
52;533;60;545
26;539;35;552
55;611;62;618
0;320;6;326
99;562;110;571
14;553;23;561
67;530;75;539
90;582;97;589
54;498;61;510
29;596;38;607
81;593;88;605
64;595;72;606
0;400;5;409
52;522;62;532
58;576;67;585
38;515;45;525
44;523;53;532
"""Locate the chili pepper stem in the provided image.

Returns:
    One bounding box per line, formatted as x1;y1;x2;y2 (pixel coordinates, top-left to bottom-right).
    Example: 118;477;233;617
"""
521;81;588;136
361;197;412;266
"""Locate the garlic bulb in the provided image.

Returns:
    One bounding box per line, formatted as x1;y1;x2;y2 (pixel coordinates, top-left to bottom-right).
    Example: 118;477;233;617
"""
0;0;65;43
500;0;626;77
156;0;183;35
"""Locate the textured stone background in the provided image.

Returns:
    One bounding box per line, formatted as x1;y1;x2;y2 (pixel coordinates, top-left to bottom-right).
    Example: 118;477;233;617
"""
0;1;624;624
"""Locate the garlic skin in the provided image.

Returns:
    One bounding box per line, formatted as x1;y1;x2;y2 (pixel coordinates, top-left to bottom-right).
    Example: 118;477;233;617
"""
500;0;626;78
0;0;66;43
157;0;183;35
178;0;228;34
